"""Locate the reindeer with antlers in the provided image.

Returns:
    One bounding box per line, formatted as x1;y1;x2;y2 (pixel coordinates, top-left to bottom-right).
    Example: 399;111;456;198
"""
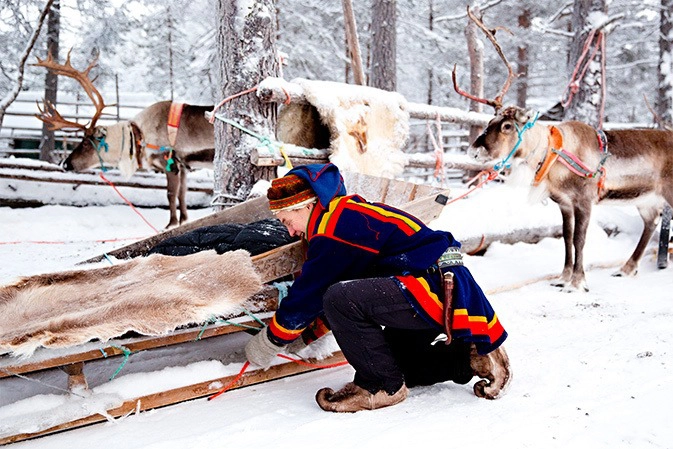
35;52;214;229
456;8;673;292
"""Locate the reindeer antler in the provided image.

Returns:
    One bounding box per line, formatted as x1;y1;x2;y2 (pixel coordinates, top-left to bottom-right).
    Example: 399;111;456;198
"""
452;6;517;112
35;99;88;132
33;50;107;135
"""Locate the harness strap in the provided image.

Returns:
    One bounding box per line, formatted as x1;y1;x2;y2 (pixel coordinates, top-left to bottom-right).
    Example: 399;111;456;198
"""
532;125;562;186
167;102;184;147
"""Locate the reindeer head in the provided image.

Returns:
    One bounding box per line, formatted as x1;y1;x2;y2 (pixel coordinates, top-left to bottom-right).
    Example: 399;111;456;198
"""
62;126;109;171
34;51;110;172
471;106;534;163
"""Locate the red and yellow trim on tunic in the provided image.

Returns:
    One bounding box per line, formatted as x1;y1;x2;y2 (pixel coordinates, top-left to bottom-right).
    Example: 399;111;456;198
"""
453;309;505;344
395;274;443;324
347;202;421;236
268;315;304;341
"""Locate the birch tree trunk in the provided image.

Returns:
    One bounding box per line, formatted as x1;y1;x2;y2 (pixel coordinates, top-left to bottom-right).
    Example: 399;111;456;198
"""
40;0;60;163
564;0;607;127
214;0;278;208
370;0;397;91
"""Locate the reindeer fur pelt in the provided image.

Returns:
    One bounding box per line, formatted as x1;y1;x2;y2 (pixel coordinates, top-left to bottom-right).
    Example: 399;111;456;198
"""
0;250;262;357
277;78;409;178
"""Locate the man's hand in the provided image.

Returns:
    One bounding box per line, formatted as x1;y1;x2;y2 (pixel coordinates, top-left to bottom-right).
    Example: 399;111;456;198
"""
245;328;283;369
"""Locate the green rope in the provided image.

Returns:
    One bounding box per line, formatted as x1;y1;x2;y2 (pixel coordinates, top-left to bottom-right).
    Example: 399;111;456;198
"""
195;313;264;341
100;345;133;381
212;114;276;154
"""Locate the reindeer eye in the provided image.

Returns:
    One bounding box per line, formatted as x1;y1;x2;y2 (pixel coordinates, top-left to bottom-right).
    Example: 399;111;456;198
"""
501;122;514;132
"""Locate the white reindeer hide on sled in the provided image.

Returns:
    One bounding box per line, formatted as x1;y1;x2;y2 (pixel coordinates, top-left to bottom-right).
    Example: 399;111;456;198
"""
277;78;409;178
0;250;262;357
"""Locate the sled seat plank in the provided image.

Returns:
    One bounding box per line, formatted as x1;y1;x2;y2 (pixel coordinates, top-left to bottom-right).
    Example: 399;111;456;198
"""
0;351;347;445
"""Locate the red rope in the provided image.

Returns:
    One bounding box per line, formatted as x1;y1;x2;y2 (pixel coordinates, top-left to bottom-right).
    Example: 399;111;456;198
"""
443;169;499;206
208;85;259;124
208;361;250;401
99;173;160;234
208;354;349;401
0;236;148;245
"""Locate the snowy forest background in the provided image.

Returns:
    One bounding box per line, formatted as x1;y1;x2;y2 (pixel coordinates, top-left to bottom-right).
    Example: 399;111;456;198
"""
1;0;671;126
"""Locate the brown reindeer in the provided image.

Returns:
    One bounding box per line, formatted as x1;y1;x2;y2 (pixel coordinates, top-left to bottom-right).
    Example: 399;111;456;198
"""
455;8;673;291
35;53;214;229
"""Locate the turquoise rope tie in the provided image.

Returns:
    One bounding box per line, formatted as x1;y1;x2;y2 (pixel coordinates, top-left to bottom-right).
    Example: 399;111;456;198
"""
100;345;133;381
493;111;540;172
93;136;110;173
195;313;265;341
213;114;277;154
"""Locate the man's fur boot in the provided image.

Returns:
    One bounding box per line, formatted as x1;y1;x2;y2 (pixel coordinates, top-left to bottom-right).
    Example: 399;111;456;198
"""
316;382;408;412
469;344;512;399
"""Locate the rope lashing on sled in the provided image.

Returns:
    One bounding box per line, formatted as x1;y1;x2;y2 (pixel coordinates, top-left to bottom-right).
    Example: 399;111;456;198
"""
99;345;133;381
208;354;350;401
98;172;160;234
195;313;264;341
492;111;540;172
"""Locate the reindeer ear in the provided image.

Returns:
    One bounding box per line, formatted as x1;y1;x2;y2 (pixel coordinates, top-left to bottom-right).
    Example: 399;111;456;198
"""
514;108;533;124
93;126;107;139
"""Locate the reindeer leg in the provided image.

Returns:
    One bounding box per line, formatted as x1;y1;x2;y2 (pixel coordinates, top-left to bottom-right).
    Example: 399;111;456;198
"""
615;205;660;277
165;170;180;229
567;201;592;292
178;164;189;226
552;203;575;288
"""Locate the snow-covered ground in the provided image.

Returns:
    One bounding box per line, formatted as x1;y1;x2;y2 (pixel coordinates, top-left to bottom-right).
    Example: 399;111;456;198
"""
0;180;671;449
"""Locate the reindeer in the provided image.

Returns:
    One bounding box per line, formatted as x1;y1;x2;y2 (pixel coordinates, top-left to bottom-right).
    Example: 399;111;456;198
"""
455;8;673;291
35;52;214;229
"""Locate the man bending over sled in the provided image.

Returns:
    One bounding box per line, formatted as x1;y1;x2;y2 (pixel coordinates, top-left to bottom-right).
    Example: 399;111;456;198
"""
246;163;511;412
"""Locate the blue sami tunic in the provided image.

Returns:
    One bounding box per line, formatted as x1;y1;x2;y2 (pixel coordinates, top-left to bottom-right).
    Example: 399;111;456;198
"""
267;164;507;355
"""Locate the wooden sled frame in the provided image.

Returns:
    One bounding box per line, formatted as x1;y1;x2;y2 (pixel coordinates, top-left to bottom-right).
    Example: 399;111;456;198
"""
0;173;449;444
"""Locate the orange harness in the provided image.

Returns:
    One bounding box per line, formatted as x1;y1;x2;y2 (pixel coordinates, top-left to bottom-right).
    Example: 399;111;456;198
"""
532;126;563;187
533;125;610;195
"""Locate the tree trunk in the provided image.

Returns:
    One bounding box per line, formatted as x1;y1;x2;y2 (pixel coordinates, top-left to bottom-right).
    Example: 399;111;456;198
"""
0;0;55;129
370;0;397;91
40;0;60;163
516;9;530;109
465;5;484;144
656;0;673;269
656;0;673;123
564;0;607;127
214;0;277;209
427;0;434;105
343;0;366;85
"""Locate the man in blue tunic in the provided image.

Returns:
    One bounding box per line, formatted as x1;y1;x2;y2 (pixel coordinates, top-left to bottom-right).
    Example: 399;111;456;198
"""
246;163;511;412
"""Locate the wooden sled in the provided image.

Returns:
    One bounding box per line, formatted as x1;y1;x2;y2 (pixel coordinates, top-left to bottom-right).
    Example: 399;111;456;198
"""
0;173;449;444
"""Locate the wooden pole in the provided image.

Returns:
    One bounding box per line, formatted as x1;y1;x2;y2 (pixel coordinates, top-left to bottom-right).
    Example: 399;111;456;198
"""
342;0;366;85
